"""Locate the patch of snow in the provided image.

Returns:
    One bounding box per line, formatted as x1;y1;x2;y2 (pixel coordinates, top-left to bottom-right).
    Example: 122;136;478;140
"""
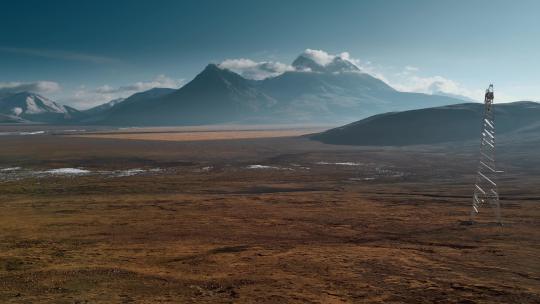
349;177;376;181
44;168;90;175
335;162;362;166
290;164;310;170
1;166;167;182
247;165;279;169
39;95;66;113
23;95;67;114
113;169;146;177
19;131;46;135
246;165;294;171
316;161;363;166
0;167;21;172
25;96;43;114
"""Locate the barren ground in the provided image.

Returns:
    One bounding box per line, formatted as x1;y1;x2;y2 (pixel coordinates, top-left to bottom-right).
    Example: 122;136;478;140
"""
0;127;539;303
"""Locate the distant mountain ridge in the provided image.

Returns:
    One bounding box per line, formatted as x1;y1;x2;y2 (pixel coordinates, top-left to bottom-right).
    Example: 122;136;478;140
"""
83;98;125;116
93;67;275;125
310;101;540;146
79;88;175;124
0;50;488;126
84;51;466;126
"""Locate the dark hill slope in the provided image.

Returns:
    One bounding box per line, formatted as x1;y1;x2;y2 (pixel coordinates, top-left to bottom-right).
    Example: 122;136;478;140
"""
311;101;540;146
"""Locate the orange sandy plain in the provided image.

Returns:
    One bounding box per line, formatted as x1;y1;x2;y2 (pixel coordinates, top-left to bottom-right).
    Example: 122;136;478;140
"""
70;127;328;142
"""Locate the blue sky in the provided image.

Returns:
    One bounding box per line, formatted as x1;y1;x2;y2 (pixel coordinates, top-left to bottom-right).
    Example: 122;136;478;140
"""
0;0;538;108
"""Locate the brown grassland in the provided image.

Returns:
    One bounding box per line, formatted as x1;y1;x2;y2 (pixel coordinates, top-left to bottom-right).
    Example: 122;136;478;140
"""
0;128;539;303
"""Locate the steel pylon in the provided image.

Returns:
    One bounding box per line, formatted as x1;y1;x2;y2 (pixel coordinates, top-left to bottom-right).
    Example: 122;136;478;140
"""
471;84;501;224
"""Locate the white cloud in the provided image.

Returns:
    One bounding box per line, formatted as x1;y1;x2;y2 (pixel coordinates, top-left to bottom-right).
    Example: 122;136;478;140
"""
67;75;183;109
0;81;61;97
388;69;483;101
347;59;391;84
404;65;419;72
300;50;485;101
399;76;521;102
94;75;182;94
328;54;482;101
301;49;360;68
219;49;363;80
218;58;294;80
294;50;482;101
302;49;336;66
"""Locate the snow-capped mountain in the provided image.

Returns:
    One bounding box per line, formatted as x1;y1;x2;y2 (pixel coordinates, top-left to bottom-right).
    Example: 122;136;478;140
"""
291;53;360;73
0;92;80;123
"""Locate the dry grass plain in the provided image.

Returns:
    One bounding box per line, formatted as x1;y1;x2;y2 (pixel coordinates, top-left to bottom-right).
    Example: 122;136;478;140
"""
0;127;539;303
71;129;325;142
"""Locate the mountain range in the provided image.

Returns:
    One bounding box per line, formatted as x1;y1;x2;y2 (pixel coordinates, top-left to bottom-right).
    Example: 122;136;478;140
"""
310;101;540;146
0;51;483;125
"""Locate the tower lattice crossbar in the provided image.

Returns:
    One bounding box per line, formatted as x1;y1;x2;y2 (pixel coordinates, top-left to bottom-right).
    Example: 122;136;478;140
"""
471;84;501;224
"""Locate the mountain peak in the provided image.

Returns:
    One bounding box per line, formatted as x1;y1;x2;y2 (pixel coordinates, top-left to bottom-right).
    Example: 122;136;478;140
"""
326;56;360;73
192;63;250;85
292;51;360;73
292;55;323;72
203;63;221;72
200;63;246;78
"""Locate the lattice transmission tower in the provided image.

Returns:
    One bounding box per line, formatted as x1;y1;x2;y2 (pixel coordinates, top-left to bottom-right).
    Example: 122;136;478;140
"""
470;84;501;224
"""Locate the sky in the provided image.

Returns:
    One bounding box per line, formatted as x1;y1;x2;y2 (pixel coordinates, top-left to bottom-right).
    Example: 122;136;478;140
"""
0;0;539;109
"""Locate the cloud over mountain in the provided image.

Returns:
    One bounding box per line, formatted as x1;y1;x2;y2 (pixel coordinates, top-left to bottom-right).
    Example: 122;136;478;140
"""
219;49;361;80
69;75;184;109
388;68;482;101
300;49;355;67
0;81;60;97
1;49;494;111
218;59;294;80
216;49;483;101
95;75;183;94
